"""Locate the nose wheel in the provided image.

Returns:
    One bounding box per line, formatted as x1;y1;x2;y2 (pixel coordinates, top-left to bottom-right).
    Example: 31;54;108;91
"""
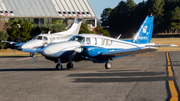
30;53;35;57
56;58;63;70
67;62;73;69
56;64;63;70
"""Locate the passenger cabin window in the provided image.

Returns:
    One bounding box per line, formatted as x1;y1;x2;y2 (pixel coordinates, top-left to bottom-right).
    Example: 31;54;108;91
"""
86;38;90;45
90;38;96;45
69;36;85;44
43;37;48;40
97;39;103;45
106;39;112;45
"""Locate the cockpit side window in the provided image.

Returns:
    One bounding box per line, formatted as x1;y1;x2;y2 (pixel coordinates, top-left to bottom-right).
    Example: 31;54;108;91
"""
43;37;48;40
69;36;85;44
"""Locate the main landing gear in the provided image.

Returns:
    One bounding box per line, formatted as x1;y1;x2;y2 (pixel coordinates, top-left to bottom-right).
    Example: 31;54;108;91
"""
67;62;73;69
56;58;74;70
105;62;112;69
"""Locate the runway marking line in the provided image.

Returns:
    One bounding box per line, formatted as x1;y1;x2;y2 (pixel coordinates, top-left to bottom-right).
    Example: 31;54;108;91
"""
166;51;179;101
15;57;32;61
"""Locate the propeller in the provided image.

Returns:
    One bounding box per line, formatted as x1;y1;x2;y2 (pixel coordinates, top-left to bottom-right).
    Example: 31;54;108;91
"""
74;47;83;53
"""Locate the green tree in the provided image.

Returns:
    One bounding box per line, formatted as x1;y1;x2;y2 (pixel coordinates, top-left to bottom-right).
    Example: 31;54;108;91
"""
147;0;165;18
107;1;137;37
127;0;136;12
169;6;180;29
0;31;9;49
31;25;41;37
7;19;32;42
38;23;66;33
92;25;110;37
133;1;148;31
79;23;92;34
0;14;10;49
101;8;112;26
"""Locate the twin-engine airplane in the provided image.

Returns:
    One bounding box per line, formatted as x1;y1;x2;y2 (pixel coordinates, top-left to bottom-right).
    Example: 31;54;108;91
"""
40;14;177;70
1;18;82;57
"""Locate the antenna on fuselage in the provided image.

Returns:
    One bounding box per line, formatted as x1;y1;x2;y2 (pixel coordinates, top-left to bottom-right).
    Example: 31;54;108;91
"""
117;34;121;40
48;31;51;34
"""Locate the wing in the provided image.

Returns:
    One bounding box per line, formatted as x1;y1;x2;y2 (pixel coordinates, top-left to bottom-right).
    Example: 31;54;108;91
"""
1;41;25;46
1;41;17;45
102;47;157;57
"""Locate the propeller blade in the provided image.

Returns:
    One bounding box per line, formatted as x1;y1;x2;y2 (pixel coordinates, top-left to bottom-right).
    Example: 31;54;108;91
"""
74;47;82;53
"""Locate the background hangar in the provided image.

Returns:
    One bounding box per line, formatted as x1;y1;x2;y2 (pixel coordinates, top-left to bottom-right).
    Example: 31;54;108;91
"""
0;0;97;27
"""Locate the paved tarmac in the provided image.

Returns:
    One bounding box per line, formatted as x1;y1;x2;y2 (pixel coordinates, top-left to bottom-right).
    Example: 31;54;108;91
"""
0;51;180;101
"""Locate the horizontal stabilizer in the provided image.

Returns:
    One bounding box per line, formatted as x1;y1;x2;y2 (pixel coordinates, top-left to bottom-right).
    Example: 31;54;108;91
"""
1;41;16;45
145;44;178;47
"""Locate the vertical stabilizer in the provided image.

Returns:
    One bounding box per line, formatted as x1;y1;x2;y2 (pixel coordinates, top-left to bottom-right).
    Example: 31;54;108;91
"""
133;15;154;44
55;18;82;35
64;18;82;35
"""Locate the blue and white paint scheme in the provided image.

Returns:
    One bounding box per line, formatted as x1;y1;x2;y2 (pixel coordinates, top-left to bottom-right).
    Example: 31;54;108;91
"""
1;18;82;57
41;15;177;70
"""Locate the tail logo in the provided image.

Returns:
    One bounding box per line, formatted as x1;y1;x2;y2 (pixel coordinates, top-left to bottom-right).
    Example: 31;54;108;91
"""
143;26;147;33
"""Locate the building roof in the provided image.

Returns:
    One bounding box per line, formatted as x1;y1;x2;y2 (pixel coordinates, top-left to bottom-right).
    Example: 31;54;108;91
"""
0;0;96;19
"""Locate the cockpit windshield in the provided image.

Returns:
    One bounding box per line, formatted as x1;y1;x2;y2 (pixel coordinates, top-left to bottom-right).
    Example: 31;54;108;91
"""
35;36;43;40
34;36;48;40
69;36;85;44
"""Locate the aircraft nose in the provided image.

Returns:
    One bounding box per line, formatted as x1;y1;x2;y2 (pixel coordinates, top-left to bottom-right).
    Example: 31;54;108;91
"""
21;43;30;49
21;40;44;49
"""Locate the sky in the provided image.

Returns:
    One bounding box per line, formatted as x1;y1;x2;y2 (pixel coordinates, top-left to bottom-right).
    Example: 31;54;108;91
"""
89;0;147;19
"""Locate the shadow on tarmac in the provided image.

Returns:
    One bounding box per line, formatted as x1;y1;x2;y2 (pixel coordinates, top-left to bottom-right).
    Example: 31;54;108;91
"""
0;68;57;71
68;71;174;83
0;56;30;58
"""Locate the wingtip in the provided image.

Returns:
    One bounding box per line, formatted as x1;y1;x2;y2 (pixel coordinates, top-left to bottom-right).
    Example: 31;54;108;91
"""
170;44;178;47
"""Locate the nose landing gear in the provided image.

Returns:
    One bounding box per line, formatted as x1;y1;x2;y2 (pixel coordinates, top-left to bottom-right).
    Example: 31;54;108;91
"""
30;53;35;57
56;64;63;70
56;58;63;70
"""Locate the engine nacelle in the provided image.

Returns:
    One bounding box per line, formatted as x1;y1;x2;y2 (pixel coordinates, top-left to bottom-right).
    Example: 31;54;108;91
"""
81;46;104;57
42;41;81;58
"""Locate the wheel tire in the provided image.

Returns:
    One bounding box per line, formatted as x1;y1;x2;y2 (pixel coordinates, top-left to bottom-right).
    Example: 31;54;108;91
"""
56;64;63;70
67;62;73;69
105;62;112;69
30;53;35;58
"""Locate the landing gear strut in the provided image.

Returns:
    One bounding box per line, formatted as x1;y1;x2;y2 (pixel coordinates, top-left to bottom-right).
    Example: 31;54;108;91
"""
105;62;112;69
56;58;63;70
30;53;35;57
67;62;73;69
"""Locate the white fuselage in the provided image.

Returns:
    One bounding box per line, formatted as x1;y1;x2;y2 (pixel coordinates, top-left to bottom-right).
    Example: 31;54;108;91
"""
42;34;149;58
20;18;82;53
